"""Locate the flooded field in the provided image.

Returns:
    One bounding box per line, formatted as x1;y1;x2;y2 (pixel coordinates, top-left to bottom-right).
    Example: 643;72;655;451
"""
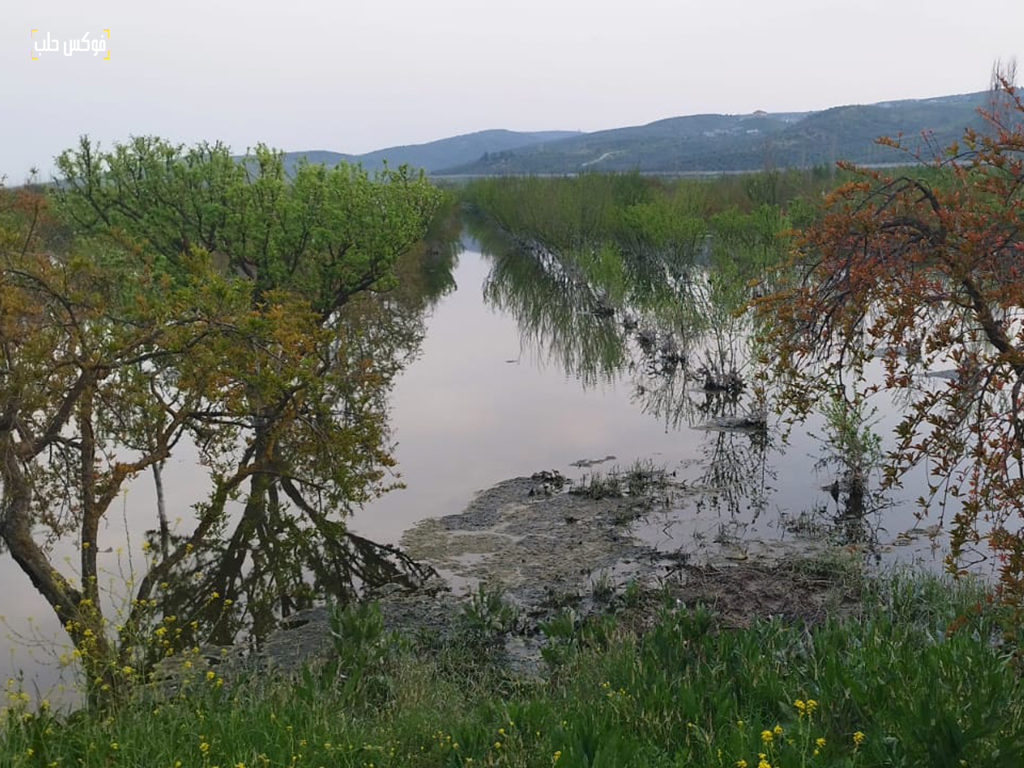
0;230;974;697
351;234;956;572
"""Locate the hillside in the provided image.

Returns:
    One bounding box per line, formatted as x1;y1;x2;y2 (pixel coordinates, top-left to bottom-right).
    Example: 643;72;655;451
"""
269;92;999;176
436;92;992;174
280;129;581;175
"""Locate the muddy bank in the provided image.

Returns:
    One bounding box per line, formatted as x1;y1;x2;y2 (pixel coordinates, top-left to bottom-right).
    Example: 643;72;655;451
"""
401;471;664;611
400;467;859;626
154;466;870;691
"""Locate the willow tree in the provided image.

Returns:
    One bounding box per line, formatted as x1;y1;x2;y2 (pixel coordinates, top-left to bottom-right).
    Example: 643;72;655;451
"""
0;139;441;699
757;79;1024;616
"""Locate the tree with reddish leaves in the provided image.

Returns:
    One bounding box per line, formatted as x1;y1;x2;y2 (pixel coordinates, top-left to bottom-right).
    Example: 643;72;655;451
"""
758;75;1024;618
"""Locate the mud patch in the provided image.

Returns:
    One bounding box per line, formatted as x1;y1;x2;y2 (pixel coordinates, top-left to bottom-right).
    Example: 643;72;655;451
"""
154;469;867;692
570;455;617;468
401;471;664;610
666;559;861;628
400;467;862;629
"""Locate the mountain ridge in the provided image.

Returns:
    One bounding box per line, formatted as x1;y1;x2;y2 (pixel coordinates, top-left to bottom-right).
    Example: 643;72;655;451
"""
279;91;996;176
280;129;582;175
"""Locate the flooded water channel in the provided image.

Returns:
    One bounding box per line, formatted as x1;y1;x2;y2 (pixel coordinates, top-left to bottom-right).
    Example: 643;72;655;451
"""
351;233;954;563
0;229;972;697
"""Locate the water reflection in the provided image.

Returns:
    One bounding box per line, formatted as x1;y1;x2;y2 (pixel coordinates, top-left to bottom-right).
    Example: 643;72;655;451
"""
0;230;461;695
146;236;462;654
471;216;902;549
474;218;757;432
0;222;957;695
482;237;627;387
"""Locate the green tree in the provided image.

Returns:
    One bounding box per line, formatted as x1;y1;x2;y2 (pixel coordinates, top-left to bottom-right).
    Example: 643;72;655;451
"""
0;138;441;701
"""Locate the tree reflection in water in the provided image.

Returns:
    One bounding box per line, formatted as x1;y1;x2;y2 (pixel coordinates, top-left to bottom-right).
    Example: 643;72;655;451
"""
472;215;886;549
137;232;461;665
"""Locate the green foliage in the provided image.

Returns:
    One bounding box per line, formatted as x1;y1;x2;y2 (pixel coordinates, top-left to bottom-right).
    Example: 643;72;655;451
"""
539;607;579;668
315;601;402;705
459;583;520;641
0;139;444;704
54;138;440;314
464;172;656;253
816;388;883;486
2;573;1019;767
464;171;812;280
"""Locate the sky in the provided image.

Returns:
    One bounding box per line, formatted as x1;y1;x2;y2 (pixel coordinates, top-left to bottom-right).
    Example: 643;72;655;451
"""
2;0;1023;182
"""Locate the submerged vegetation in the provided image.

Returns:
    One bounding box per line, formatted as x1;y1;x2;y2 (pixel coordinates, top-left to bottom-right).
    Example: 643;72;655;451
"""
462;169;844;519
463;79;1024;616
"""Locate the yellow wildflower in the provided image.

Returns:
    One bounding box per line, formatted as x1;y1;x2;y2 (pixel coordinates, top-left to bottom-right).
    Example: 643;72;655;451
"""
760;730;773;743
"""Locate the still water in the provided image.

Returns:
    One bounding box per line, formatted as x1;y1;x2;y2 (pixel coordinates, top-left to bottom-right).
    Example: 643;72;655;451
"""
0;232;960;697
350;235;952;559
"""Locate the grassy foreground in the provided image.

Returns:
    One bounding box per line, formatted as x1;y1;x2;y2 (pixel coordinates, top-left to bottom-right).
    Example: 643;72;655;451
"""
2;570;1022;768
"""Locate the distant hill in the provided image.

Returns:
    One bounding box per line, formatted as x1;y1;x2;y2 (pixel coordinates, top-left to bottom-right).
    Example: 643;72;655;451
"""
279;130;581;175
435;92;993;175
266;92;1000;177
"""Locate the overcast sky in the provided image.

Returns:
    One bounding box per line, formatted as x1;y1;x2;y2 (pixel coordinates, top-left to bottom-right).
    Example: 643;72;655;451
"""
2;0;1023;182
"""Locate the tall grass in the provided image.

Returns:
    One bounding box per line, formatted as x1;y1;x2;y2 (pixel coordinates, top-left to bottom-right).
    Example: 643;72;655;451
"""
461;169;847;259
2;571;1020;767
